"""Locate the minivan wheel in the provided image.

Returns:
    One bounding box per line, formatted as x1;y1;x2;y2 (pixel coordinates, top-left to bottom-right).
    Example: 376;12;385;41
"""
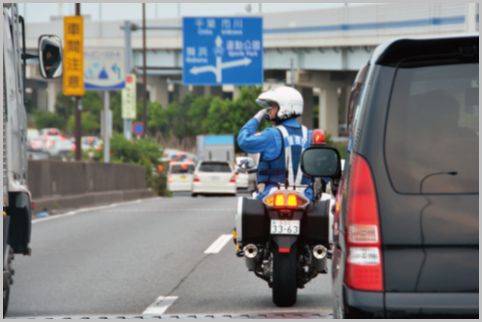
272;247;297;307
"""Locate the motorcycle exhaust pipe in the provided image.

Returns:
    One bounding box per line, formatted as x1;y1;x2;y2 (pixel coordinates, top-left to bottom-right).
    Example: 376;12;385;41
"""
312;245;328;273
243;244;258;271
313;245;328;260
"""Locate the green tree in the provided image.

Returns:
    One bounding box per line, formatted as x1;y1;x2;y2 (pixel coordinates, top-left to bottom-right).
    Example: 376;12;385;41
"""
110;91;124;133
34;111;64;130
66;111;100;135
147;101;169;136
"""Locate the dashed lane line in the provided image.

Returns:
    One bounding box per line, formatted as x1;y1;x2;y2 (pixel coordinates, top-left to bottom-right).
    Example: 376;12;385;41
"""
204;234;233;254
142;296;178;316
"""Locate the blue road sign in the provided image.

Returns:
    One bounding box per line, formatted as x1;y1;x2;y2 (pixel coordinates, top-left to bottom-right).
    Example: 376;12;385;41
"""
84;48;125;91
183;17;263;85
132;122;144;136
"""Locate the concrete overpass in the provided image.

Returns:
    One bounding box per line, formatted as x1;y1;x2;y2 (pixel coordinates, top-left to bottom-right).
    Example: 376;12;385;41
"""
25;1;478;136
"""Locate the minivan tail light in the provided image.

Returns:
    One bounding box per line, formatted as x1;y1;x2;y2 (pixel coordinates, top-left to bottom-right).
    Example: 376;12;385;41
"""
193;176;200;183
230;174;236;183
344;153;384;292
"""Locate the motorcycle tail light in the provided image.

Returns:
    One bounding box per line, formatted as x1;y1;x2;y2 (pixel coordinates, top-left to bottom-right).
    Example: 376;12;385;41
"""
264;192;309;209
264;195;274;207
274;193;285;207
287;193;298;207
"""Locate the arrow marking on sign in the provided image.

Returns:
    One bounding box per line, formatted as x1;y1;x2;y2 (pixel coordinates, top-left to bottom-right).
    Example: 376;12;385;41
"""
189;34;253;83
221;57;252;69
189;57;252;83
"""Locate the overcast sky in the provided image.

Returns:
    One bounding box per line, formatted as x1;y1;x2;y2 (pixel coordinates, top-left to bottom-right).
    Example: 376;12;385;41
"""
19;3;357;22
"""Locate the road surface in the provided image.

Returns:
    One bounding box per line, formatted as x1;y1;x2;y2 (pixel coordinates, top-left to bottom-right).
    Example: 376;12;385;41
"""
7;196;333;318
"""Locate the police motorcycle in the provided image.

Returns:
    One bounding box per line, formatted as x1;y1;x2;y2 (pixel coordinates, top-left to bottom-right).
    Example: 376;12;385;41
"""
234;130;342;307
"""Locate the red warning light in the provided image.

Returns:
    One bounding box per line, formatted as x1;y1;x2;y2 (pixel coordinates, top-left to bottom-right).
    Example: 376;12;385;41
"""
312;129;326;145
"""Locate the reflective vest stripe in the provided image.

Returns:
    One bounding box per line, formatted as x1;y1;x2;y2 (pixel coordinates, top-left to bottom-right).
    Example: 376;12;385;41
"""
294;126;308;186
276;125;294;185
276;125;308;187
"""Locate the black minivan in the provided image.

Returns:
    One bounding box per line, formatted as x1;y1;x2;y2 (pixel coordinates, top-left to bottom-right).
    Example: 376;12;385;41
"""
332;34;478;318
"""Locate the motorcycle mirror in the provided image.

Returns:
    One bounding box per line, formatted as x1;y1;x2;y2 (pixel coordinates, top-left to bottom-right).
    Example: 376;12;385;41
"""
301;147;341;178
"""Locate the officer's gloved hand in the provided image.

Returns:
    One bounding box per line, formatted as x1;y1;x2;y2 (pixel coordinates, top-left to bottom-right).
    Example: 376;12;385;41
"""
253;108;268;123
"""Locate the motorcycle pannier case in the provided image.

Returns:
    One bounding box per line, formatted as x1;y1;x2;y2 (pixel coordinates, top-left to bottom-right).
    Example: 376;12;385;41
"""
235;197;268;246
302;199;330;246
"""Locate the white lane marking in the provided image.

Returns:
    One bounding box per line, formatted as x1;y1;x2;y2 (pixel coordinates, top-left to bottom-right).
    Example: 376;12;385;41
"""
32;198;158;224
142;295;178;316
204;234;233;254
100;208;234;213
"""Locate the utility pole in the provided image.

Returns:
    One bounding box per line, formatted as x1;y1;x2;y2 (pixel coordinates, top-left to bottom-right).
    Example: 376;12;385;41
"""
74;2;82;161
142;3;147;137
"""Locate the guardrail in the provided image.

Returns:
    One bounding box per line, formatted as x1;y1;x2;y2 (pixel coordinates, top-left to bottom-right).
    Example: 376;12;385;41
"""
28;160;154;213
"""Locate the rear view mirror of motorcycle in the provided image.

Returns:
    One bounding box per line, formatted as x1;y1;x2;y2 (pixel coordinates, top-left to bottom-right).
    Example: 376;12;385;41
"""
38;35;63;79
301;147;341;178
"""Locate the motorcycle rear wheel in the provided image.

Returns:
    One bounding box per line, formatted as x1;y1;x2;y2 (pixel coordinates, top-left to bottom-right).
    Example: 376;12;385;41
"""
272;247;298;307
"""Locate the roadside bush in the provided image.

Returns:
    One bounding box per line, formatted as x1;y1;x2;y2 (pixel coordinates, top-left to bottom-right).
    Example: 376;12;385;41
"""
95;134;167;195
34;111;64;130
326;133;348;160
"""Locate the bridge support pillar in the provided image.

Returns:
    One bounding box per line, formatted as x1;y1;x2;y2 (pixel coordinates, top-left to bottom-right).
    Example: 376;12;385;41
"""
298;86;314;128
233;86;242;100
48;79;61;113
148;76;169;108
205;86;223;97
172;84;189;103
192;86;204;96
317;84;339;137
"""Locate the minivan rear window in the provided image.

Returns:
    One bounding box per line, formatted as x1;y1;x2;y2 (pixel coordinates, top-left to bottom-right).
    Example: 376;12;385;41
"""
199;162;231;173
170;164;194;174
385;63;478;194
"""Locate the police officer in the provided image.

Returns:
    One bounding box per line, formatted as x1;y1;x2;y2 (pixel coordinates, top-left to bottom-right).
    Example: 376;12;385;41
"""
237;86;314;201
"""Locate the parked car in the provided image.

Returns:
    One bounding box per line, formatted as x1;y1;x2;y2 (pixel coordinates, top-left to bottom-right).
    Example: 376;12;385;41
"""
44;136;75;160
167;162;195;192
39;127;61;137
81;136;102;151
192;160;236;196
331;34;478;318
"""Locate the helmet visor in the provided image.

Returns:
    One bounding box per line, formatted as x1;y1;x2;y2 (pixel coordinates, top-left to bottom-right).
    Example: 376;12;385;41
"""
256;99;278;110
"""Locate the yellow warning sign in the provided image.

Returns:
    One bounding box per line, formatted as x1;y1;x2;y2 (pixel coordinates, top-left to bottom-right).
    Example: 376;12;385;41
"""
63;16;84;96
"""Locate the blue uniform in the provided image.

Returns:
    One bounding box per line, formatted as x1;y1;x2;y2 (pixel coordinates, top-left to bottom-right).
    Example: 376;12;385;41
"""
237;117;314;201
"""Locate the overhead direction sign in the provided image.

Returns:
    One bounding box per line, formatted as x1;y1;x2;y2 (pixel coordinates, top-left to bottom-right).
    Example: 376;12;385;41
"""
183;17;263;85
63;16;84;96
84;48;125;91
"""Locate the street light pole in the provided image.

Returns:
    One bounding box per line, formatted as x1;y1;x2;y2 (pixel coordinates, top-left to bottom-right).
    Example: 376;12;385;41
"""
74;2;82;161
142;3;147;138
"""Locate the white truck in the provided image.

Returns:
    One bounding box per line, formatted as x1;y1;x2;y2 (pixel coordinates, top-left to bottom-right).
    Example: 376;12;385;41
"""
196;134;235;164
3;3;63;315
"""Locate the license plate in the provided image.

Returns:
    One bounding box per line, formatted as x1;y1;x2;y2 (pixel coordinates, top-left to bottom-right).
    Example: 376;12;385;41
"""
180;175;186;180
270;220;300;235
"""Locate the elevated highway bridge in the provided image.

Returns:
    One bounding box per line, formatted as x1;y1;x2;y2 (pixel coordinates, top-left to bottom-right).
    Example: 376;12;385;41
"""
25;1;478;136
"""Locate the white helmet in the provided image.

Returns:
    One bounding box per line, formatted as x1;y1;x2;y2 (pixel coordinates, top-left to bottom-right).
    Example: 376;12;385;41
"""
256;86;303;121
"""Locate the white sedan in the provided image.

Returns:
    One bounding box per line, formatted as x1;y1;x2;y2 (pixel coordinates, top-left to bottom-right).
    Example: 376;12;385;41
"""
167;162;195;192
192;161;237;196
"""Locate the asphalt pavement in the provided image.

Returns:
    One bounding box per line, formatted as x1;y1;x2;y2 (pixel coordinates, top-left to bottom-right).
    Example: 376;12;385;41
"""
7;196;333;318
